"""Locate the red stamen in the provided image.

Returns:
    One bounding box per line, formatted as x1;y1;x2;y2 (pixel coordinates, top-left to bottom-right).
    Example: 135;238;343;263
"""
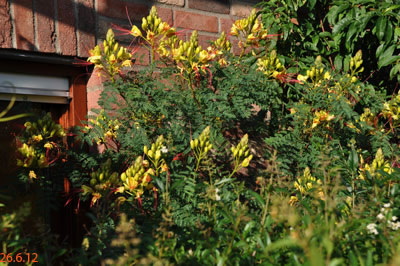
172;152;183;161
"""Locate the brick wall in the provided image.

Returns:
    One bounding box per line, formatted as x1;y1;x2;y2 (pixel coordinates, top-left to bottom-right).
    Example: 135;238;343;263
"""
0;0;261;112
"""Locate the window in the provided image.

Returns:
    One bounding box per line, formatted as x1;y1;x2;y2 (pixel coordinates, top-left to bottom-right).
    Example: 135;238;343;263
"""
0;51;88;128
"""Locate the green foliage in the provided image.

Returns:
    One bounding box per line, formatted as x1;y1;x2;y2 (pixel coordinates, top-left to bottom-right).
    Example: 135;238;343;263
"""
4;2;400;265
260;0;400;89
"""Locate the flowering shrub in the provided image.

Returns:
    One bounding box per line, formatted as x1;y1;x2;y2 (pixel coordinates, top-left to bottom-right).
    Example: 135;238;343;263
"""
3;2;400;265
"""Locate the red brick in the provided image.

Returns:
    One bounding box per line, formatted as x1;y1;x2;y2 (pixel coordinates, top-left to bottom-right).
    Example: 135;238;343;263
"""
78;0;95;57
87;68;105;88
156;6;173;26
97;0;148;22
188;0;230;14
132;46;150;66
0;0;12;48
57;0;77;56
197;33;217;49
35;0;56;53
87;87;102;111
98;18;134;44
13;0;35;50
154;0;184;6
221;17;235;34
232;1;258;17
175;10;218;33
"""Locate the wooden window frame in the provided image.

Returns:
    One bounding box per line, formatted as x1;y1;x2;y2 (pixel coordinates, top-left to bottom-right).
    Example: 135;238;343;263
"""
0;56;88;127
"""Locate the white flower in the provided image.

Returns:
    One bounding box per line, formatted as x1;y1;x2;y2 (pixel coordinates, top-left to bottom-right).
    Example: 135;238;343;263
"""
215;188;221;201
377;213;385;220
384;203;391;208
160;146;168;153
388;221;400;230
366;223;378;235
392;216;398;221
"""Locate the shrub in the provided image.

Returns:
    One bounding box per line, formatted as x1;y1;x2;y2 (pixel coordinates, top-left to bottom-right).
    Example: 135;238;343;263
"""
4;3;400;265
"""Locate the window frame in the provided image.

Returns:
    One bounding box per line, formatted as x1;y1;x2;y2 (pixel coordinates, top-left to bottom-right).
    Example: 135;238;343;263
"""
0;54;88;127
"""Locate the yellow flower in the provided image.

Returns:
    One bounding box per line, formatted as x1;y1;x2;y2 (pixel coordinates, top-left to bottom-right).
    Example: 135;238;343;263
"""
161;163;168;173
44;142;53;149
32;135;43;142
289;196;299;206
29;170;37;180
218;58;227;66
121;60;132;67
198;50;210;64
358;148;393;180
323;71;331;80
130;25;142;37
297;74;308;83
230;24;239;36
312;110;334;128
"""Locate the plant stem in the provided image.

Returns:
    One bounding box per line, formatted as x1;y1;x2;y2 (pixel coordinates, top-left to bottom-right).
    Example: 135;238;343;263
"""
187;75;202;112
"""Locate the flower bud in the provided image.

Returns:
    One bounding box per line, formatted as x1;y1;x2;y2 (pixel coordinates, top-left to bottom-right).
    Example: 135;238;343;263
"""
190;140;195;150
233;149;238;158
121;172;127;182
117;47;123;59
142;17;148;31
135;156;142;166
155;150;161;161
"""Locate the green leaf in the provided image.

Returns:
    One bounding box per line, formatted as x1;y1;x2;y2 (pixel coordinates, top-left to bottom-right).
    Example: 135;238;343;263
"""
327;3;350;25
344;56;351;72
349;250;359;266
383;5;400;14
332;16;353;35
319;31;331;38
384;20;393;43
390;62;400;79
334;55;343;70
366;249;373;266
348;148;359;173
376;43;385;58
329;259;344;266
215;177;234;186
248;190;265;205
378;45;400;68
308;0;316;9
358;12;376;37
375;16;387;41
346;23;358;50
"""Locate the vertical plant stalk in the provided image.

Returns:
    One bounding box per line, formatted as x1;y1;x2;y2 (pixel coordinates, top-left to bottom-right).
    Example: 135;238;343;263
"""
260;177;273;233
187;73;202;113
